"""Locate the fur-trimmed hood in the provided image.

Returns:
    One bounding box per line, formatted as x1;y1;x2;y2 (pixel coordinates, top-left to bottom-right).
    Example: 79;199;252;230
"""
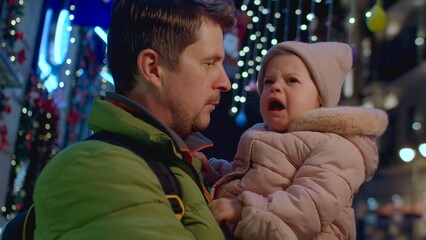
288;106;388;136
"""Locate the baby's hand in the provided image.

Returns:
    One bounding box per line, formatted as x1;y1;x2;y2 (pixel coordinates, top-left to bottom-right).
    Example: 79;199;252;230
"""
209;198;243;224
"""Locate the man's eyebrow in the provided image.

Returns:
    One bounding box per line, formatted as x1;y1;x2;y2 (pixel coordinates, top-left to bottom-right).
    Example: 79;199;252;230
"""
203;54;224;61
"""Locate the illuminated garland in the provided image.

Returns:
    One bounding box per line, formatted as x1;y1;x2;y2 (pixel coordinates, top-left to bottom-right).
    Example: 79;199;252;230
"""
1;74;59;220
1;0;26;64
64;27;104;145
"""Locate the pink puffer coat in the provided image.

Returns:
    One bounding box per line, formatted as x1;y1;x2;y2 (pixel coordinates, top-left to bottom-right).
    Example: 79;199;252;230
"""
211;106;388;240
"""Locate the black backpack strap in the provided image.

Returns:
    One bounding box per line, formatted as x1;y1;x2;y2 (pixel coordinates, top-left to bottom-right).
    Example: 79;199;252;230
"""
85;131;184;220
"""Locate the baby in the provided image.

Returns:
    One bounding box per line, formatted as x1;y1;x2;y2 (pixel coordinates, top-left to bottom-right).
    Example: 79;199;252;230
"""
201;41;388;240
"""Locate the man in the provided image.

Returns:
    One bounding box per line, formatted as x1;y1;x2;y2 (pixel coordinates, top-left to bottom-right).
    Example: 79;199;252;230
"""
33;0;238;239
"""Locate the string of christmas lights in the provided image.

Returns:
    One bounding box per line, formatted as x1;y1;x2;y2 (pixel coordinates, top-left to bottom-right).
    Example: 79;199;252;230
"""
2;74;59;220
229;0;338;128
0;0;26;64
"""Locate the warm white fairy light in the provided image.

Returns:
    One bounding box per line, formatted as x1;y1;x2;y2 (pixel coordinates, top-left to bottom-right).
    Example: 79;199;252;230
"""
62;6;74;89
75;68;84;77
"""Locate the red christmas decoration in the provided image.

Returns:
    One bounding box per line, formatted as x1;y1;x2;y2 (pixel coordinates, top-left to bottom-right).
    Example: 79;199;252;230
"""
0;92;11;150
17;49;26;64
67;108;81;126
16;31;23;41
0;125;9;150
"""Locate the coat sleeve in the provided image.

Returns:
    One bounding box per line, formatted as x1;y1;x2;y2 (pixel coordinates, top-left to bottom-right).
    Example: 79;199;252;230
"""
209;157;234;177
236;136;366;239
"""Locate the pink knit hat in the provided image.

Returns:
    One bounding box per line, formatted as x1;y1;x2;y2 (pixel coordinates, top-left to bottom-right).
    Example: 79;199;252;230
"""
257;41;353;107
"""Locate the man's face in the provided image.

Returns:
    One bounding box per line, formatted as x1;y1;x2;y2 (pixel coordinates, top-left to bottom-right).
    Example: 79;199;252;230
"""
161;18;231;137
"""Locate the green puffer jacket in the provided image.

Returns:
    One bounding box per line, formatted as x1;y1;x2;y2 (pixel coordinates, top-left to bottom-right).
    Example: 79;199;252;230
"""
33;93;226;240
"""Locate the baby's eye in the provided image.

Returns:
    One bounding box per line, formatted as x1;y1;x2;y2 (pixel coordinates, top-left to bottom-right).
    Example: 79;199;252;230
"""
264;79;274;85
287;78;298;83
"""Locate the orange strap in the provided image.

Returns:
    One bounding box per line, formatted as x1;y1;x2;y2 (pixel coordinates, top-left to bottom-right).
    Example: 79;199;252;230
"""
202;183;213;202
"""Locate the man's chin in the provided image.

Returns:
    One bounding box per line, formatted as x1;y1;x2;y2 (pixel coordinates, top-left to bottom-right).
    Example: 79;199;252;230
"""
195;117;211;132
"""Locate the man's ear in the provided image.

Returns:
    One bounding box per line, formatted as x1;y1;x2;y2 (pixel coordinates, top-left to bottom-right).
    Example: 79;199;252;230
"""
136;49;162;88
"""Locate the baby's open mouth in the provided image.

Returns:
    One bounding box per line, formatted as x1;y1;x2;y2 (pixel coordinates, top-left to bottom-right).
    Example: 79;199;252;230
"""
269;100;285;111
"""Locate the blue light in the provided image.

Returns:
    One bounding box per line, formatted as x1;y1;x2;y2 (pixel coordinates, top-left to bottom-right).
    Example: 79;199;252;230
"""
235;111;247;127
94;26;108;43
100;71;114;85
38;9;53;79
44;75;58;93
53;9;71;65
